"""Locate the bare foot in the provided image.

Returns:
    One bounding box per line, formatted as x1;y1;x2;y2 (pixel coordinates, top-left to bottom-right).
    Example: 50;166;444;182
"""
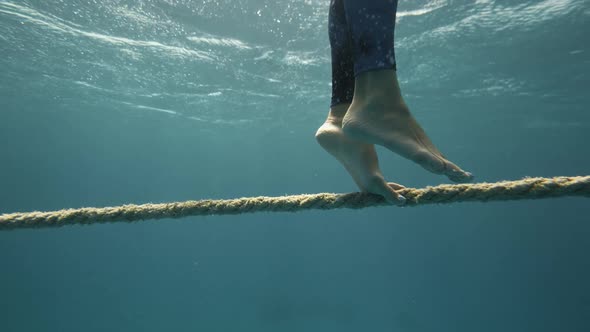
315;104;407;205
341;70;473;183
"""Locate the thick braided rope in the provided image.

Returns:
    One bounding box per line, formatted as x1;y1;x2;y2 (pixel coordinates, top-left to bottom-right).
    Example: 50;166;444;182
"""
0;176;588;230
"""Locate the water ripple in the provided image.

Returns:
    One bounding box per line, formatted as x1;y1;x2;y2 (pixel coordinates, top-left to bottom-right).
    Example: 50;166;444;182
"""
0;2;215;61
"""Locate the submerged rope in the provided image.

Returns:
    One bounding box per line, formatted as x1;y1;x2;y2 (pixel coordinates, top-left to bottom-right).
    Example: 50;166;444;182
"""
0;176;588;230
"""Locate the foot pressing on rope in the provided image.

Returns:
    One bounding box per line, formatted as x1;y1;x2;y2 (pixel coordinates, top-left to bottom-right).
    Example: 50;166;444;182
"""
316;103;407;205
341;70;473;183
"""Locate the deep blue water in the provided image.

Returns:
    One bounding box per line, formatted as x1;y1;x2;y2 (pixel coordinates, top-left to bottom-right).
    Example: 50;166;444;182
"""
1;0;589;331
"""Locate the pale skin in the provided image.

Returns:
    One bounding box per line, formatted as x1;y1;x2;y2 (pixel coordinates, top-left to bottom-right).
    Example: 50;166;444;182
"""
315;69;473;205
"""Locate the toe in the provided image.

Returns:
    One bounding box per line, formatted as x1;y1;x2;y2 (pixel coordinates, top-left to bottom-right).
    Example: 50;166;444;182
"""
412;149;447;175
366;176;406;206
413;149;473;183
387;182;406;190
441;160;474;183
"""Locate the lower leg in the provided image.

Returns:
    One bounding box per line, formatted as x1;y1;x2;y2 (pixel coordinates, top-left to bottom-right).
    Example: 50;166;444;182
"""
317;0;405;204
339;0;472;182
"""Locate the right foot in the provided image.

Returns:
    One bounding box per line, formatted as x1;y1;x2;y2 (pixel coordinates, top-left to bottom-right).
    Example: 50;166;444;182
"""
315;104;407;205
341;70;473;183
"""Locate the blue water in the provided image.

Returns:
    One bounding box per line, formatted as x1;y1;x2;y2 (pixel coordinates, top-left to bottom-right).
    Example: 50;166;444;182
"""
1;0;589;331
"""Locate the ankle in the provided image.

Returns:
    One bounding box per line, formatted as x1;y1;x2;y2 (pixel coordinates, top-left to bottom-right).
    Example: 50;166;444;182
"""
327;103;350;123
353;69;404;104
349;95;410;118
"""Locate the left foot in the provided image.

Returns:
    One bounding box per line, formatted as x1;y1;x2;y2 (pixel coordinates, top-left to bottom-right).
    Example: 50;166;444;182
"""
315;104;407;205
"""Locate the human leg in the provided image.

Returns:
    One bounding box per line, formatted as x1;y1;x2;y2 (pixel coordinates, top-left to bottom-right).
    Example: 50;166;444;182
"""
315;0;406;204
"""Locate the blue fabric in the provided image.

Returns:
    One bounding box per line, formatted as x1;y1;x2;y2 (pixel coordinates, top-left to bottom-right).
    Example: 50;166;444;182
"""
329;0;398;106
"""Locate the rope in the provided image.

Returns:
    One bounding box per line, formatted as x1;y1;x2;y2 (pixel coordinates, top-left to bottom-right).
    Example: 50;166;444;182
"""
1;176;588;230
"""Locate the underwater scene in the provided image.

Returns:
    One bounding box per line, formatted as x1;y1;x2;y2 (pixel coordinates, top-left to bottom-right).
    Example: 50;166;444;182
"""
1;0;589;331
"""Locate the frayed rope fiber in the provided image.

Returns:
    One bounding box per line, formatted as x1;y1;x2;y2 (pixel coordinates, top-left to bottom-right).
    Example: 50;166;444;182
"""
1;176;588;230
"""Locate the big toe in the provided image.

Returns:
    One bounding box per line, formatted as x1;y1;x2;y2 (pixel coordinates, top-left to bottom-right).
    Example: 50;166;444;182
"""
366;176;406;206
388;182;406;190
413;149;473;183
442;159;473;183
